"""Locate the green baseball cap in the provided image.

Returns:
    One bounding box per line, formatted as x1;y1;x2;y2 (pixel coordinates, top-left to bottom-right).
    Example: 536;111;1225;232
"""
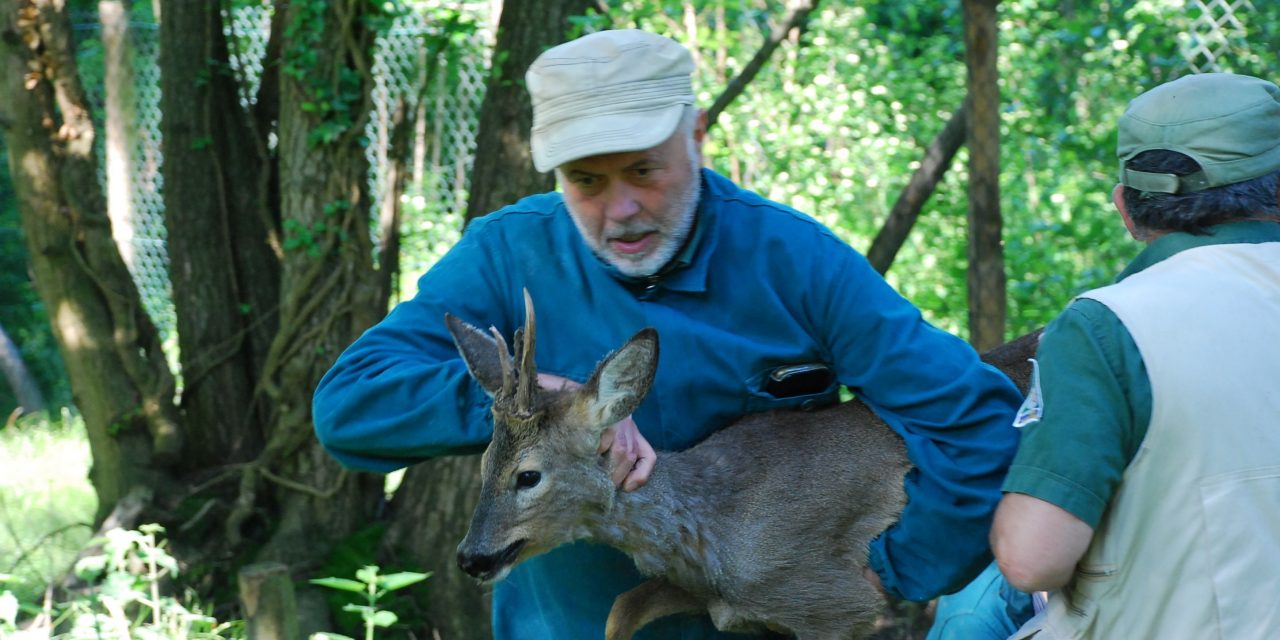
1117;73;1280;194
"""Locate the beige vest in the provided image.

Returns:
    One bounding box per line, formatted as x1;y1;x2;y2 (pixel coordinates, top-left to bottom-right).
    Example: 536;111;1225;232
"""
1028;241;1280;639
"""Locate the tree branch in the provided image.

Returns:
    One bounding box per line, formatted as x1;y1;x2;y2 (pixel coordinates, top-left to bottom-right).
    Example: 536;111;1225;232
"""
866;98;970;274
705;0;820;131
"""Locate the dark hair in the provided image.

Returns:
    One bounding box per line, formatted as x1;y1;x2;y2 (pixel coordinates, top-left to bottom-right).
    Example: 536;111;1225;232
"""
1121;150;1280;235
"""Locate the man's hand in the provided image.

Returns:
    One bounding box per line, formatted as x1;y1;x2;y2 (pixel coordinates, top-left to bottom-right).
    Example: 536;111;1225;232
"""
537;373;656;492
596;416;656;491
863;567;885;595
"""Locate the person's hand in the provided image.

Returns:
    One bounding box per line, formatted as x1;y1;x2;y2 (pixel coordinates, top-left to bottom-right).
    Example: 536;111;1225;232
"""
596;416;656;492
864;567;885;595
536;373;655;492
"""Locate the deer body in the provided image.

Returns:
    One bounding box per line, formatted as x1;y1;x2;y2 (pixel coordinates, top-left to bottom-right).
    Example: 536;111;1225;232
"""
447;293;1037;639
593;402;909;638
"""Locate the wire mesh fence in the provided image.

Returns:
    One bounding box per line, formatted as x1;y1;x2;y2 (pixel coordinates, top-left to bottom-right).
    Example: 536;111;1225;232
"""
1181;0;1258;72
79;5;493;356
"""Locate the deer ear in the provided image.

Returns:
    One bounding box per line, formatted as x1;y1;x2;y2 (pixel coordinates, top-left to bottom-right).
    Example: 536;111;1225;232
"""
445;313;507;396
577;329;659;429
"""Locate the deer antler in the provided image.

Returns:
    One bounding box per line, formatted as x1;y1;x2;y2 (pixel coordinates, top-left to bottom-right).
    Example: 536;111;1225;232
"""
515;288;538;415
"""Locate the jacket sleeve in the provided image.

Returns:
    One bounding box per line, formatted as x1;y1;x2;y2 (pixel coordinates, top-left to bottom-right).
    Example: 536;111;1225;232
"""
311;220;514;472
809;240;1023;601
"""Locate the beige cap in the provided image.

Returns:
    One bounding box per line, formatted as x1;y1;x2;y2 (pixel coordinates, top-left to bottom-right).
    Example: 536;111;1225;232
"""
526;29;695;172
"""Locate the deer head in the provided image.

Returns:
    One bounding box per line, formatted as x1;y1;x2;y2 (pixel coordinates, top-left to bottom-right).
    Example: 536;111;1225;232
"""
449;291;659;582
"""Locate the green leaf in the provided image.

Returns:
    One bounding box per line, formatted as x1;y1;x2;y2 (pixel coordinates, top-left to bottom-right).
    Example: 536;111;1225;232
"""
74;554;108;579
354;565;379;584
309;577;366;593
376;571;430;592
370;610;398;627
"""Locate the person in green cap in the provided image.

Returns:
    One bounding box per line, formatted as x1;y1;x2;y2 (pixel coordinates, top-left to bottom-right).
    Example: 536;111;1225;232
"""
990;72;1280;638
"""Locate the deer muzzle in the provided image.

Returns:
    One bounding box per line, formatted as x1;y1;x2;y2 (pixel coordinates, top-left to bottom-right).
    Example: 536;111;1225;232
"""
457;538;527;582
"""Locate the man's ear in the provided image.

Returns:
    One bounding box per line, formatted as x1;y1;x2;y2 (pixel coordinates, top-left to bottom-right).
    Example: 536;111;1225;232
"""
693;108;708;162
445;313;507;396
1113;183;1142;241
573;329;659;431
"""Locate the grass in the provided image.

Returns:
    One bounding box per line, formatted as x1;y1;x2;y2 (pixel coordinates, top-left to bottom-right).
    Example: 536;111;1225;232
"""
0;410;96;604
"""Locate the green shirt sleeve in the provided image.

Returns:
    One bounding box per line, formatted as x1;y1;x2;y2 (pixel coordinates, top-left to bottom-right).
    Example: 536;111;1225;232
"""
1001;298;1153;528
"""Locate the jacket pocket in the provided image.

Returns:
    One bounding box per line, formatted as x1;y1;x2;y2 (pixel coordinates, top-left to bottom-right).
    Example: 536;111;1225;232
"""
744;362;838;413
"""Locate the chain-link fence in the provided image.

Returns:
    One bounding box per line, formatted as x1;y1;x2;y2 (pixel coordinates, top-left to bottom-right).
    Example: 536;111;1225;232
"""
1181;0;1259;72
80;5;492;353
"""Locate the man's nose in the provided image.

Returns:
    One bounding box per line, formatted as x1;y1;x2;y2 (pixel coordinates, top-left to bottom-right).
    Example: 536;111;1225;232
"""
603;182;642;221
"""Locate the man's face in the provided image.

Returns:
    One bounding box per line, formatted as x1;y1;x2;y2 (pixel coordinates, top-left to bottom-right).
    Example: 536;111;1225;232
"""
558;116;704;277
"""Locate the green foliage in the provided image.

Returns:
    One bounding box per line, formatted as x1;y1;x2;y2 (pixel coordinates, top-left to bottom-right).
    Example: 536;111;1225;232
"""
313;524;419;636
4;523;240;638
609;0;1278;339
283;218;344;257
311;565;431;640
0;411;95;605
395;192;463;302
283;0;408;148
0;517;428;639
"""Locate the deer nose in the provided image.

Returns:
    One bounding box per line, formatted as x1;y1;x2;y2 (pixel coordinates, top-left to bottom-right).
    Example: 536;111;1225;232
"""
457;549;499;578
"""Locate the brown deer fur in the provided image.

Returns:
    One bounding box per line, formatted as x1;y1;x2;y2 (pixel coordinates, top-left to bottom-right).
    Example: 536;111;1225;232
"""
449;293;1038;639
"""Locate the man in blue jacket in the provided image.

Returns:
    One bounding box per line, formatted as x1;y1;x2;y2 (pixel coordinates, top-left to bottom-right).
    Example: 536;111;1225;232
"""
314;29;1026;639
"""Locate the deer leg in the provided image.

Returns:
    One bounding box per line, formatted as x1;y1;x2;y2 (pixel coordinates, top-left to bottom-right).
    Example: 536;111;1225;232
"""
605;577;702;640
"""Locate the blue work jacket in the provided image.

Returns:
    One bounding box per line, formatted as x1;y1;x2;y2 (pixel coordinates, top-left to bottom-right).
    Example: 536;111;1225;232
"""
313;169;1022;639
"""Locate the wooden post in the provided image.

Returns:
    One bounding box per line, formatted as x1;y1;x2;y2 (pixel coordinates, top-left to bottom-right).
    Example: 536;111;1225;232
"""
238;562;300;640
963;0;1006;350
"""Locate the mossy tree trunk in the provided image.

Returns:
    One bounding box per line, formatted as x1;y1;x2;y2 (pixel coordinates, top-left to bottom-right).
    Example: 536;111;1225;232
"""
0;0;182;523
3;1;388;630
384;1;597;637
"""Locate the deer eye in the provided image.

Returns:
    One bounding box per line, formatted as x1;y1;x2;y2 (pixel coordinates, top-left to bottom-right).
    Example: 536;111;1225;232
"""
515;470;542;490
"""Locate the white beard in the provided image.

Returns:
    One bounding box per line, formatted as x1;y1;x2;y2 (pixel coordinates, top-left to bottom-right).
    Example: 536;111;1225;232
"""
566;162;702;278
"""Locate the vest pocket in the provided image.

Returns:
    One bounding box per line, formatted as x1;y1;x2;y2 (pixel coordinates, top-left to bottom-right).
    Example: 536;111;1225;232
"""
1199;466;1280;639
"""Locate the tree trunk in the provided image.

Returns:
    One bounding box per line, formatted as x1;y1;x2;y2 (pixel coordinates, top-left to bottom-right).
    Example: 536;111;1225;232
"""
387;2;596;636
159;1;278;464
963;0;1005;350
239;562;301;640
462;0;599;221
377;99;411;311
0;0;181;522
240;0;387;572
99;0;138;271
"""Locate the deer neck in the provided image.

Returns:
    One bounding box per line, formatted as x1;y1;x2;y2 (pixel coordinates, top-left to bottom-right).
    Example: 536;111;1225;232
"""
583;456;724;589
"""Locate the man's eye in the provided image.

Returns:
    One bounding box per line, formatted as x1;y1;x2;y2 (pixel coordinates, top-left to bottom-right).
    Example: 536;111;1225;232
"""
516;470;542;489
573;175;597;187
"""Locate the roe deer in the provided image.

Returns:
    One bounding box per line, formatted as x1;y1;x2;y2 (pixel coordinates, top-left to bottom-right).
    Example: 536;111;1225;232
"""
449;293;1038;639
